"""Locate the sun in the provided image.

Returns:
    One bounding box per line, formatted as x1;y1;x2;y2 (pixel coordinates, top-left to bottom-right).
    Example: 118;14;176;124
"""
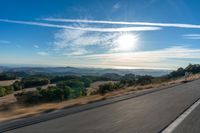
115;33;138;52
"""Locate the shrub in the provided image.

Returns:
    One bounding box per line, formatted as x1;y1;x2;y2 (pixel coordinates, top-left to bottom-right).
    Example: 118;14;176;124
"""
98;82;121;95
15;91;40;104
136;75;153;85
120;74;136;86
0;87;6;97
0;86;13;97
80;78;92;87
50;76;79;83
57;80;86;98
12;81;23;91
15;85;71;104
0;73;16;81
21;77;50;88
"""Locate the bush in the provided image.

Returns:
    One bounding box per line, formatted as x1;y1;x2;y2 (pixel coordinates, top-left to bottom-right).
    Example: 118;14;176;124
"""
21;77;50;88
136;75;153;85
120;74;136;86
0;73;16;81
0;87;6;97
15;85;71;104
80;77;92;87
50;76;79;83
120;74;153;86
98;82;121;95
0;86;13;97
12;81;23;91
15;91;40;104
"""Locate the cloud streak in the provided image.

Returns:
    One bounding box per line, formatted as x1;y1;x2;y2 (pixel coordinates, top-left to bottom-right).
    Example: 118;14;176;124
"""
78;46;200;69
44;18;200;29
0;40;10;44
37;52;48;56
113;2;120;10
183;34;200;39
85;46;200;60
0;19;160;32
33;45;39;48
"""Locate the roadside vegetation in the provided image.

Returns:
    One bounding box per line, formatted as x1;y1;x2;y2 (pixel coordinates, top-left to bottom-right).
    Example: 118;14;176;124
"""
0;64;200;104
1;64;200;122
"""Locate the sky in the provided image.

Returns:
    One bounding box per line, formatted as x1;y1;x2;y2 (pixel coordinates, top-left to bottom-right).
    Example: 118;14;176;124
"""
0;0;200;70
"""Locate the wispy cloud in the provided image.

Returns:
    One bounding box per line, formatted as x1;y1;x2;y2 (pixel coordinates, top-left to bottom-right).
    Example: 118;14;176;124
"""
0;40;10;44
64;48;89;56
113;2;120;10
183;34;200;39
0;19;160;32
33;45;39;48
79;46;200;69
37;52;48;56
43;18;200;29
54;28;119;55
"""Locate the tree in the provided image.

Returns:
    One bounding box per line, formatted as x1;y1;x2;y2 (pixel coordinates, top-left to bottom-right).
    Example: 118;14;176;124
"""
185;64;200;74
81;78;92;87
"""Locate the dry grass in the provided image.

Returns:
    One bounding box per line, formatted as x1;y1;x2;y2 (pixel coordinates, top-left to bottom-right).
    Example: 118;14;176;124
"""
0;79;18;87
0;74;200;122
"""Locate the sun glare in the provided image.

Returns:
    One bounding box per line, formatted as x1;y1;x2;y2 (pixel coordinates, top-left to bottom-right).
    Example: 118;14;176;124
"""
115;33;138;52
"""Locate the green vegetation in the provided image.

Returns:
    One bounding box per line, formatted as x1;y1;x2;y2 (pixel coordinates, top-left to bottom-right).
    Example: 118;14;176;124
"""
0;73;16;80
169;64;200;78
14;76;90;103
98;82;122;95
120;74;153;86
0;86;13;97
14;81;87;104
57;80;86;98
21;77;50;88
12;81;22;91
15;86;71;104
1;64;200;104
0;87;6;97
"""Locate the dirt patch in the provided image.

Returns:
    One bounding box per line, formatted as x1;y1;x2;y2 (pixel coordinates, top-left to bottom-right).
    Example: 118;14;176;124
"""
0;79;18;86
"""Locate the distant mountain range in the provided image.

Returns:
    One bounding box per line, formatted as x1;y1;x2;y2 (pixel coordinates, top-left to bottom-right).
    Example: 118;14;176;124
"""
0;66;171;77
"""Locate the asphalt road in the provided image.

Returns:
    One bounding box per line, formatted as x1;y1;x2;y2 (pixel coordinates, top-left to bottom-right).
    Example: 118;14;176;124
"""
173;98;200;133
3;79;200;133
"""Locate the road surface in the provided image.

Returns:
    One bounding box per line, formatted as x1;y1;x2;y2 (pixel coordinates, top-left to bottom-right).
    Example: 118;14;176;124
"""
2;79;200;133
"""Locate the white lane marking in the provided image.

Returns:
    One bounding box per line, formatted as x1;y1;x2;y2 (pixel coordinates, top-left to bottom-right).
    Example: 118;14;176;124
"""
162;98;200;133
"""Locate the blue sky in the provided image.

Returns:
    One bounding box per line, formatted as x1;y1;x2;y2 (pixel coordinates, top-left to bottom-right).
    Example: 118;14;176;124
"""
0;0;200;69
